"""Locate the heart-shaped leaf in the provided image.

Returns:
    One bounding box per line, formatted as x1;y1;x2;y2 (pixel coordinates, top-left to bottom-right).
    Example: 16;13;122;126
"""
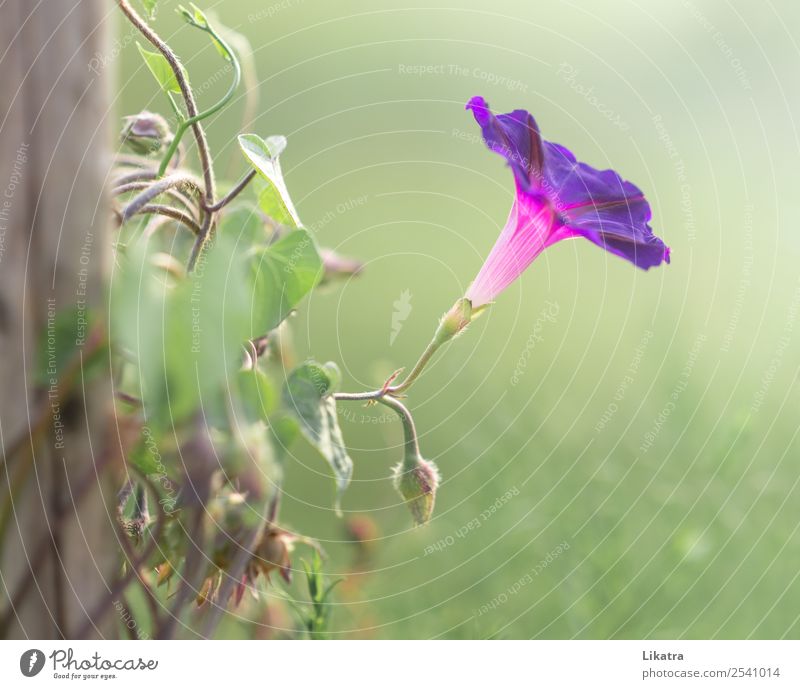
249;228;323;333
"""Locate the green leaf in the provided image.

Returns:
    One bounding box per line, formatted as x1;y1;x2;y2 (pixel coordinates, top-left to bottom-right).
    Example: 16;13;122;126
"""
298;550;340;638
321;577;344;605
176;4;230;60
218;204;269;246
236;368;277;424
238;134;299;227
250;228;323;333
191;4;208;25
282;361;352;513
140;0;158;19
269;414;300;463
137;42;185;94
263;134;287;157
111;234;254;430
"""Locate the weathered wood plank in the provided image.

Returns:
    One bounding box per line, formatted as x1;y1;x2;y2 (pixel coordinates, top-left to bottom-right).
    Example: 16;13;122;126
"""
0;0;115;639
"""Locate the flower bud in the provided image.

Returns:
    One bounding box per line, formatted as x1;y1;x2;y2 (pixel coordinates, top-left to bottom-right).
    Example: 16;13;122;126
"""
319;248;363;286
255;528;296;583
392;456;440;526
155;561;174;587
120;111;172;156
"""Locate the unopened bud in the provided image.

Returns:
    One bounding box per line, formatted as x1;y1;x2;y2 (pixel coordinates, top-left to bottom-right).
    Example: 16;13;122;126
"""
433;298;473;345
120;111;172;156
319;248;363;285
255;528;296;584
392;456;440;526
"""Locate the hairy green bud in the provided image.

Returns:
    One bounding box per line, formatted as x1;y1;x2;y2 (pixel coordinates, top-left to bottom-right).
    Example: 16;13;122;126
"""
120;111;172;155
392;456;440;526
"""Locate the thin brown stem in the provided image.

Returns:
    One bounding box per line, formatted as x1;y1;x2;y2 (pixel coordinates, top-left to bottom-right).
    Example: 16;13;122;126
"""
157;506;206;639
112;169;157;187
119;174;201;224
116;0;215;205
136;204;201;236
205;170;256;213
113;182;200;219
186;213;214;273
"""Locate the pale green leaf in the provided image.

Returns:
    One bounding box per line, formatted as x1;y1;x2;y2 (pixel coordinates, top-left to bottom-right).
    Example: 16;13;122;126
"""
140;0;158;20
269;414;300;463
236;368;277;424
111;234;253;429
177;4;230;60
238;133;300;227
282;361;352;512
137;42;185;94
250;228;323;333
217;203;268;246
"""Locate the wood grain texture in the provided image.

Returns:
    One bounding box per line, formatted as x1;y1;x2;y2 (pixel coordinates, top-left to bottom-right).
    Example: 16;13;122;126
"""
0;0;116;638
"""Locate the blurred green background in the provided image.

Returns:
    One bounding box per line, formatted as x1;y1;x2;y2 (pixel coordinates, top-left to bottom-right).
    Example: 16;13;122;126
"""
116;0;800;638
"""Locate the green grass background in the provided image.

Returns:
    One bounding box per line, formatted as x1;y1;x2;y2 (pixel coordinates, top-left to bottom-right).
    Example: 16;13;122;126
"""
116;0;800;638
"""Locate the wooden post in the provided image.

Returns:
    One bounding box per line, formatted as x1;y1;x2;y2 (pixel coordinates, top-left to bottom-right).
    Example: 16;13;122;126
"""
0;0;115;638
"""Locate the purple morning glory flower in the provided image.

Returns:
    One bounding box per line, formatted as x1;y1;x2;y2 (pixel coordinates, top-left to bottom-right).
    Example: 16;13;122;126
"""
464;96;670;307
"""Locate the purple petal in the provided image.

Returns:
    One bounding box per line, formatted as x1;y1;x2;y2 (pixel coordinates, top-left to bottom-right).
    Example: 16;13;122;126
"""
542;142;669;270
466;96;545;194
467;96;670;272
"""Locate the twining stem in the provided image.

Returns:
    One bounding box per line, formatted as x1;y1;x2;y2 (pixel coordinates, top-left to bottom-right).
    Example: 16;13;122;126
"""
116;0;216;203
332;327;450;403
117;2;245;273
333;390;387;403
334;300;469;402
114;182;200;220
376;396;420;459
331;342;440;402
385;338;443;396
119;173;201;223
134;204;201;236
388;298;473;395
334;392;421;469
156;22;241;181
177;21;241;270
187;214;214;272
113;169;158;187
205;169;256;212
333;299;475;463
335;388;424;461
